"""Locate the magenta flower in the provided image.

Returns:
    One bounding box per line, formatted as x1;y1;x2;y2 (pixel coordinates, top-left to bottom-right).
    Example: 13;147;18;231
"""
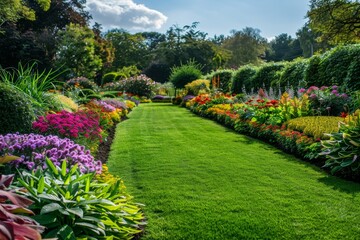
298;88;306;93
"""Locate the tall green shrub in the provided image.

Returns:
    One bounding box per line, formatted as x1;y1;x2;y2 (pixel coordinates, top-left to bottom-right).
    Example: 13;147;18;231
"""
211;69;234;93
318;44;360;87
304;55;322;87
231;65;257;94
252;62;285;91
344;49;360;91
169;61;202;89
0;83;35;134
279;59;308;91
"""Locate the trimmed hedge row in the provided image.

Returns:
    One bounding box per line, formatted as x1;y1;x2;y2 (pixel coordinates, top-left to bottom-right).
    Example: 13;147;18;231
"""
224;44;360;94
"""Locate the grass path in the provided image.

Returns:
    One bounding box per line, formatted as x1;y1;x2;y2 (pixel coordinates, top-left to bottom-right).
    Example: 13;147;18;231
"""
107;103;360;240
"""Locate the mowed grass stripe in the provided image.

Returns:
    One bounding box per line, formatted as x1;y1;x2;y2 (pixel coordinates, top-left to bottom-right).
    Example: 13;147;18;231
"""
107;103;360;240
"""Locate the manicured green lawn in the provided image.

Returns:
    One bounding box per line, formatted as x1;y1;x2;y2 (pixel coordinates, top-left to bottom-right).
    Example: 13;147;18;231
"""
107;103;360;240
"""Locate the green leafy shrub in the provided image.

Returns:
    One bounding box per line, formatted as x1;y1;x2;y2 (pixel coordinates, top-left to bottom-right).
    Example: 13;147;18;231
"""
251;62;285;92
321;116;360;178
304;55;321;87
53;94;79;112
318;44;360;87
0;83;35;134
185;79;210;95
170;61;202;89
211;69;234;92
102;72;117;86
279;59;308;91
344;51;360;91
0;62;61;114
18;159;145;240
231;65;257;94
286;116;342;140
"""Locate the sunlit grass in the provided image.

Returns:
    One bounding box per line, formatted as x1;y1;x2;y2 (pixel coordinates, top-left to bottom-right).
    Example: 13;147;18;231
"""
108;103;360;240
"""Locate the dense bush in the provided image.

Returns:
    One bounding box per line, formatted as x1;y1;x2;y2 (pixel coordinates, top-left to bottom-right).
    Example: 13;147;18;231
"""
318;44;360;88
304;55;322;87
210;69;234;92
63;77;99;91
231;65;257;94
0;83;35;134
102;72;117;86
251;62;285;92
185;79;210;95
53;94;79;112
169;61;202;89
279;59;308;91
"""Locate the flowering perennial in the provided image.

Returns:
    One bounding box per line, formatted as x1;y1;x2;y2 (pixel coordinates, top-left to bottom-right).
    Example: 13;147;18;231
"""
32;110;102;140
0;133;102;173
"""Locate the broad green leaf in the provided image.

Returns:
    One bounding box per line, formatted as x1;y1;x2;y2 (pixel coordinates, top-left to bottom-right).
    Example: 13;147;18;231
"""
38;193;61;202
32;213;59;225
58;225;76;240
41;202;63;214
74;222;105;235
66;207;83;218
16;178;37;196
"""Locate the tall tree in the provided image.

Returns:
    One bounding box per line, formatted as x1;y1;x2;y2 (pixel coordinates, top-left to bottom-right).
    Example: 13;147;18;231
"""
307;0;360;44
55;23;102;79
266;33;302;61
222;27;267;67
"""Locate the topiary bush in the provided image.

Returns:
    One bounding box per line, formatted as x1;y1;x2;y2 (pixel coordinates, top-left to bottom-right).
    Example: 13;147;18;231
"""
0;83;35;134
231;65;258;94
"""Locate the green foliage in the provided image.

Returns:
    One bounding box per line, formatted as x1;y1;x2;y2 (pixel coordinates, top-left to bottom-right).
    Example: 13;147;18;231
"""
286;116;342;140
279;59;308;91
251;62;285;91
18;159;144;240
304;54;322;87
0;62;61;114
211;69;234;92
102;72;117;86
64;77;99;91
231;65;258;94
308;0;360;44
318;44;360;87
170;60;202;89
185;79;210;95
321;116;360;177
55;23;102;79
0;83;35;134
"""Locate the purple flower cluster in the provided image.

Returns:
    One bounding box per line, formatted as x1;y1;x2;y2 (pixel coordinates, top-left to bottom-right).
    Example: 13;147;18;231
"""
103;99;127;110
0;133;102;173
91;100;116;112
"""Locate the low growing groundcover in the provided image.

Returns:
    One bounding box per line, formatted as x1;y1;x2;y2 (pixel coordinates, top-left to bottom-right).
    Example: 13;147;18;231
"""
107;103;360;240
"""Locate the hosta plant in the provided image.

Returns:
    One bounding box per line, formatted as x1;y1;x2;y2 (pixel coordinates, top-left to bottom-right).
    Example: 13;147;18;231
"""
0;174;44;240
18;159;145;240
321;116;360;175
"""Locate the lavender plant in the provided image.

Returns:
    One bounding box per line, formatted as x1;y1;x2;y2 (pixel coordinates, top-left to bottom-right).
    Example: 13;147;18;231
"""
0;133;102;173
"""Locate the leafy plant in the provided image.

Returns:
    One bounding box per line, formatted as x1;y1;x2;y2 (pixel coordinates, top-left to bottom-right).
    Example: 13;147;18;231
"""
0;174;44;240
321;116;360;175
0;82;36;134
170;60;202;89
17;158;145;240
0;62;61;114
184;79;210;95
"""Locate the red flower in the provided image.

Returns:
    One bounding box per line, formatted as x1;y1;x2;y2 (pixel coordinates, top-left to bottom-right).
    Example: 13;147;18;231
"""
340;112;348;118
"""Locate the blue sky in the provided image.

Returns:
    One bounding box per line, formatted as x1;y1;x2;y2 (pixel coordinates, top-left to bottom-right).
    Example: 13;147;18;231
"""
86;0;310;39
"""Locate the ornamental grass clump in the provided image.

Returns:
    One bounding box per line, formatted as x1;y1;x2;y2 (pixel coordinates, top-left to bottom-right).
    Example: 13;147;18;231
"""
0;133;102;173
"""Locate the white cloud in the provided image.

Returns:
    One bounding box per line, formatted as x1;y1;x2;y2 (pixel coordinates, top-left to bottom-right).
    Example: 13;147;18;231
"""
86;0;167;31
